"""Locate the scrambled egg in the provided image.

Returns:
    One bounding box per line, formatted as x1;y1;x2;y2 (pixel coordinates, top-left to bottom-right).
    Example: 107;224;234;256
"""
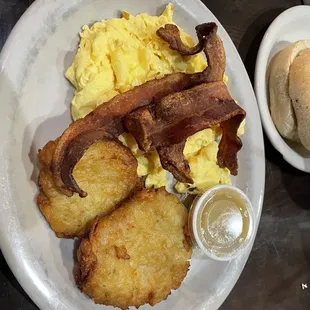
175;131;230;194
118;133;167;188
66;3;244;194
66;3;206;120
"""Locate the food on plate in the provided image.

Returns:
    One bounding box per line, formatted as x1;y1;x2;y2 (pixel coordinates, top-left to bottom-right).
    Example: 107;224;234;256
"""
175;120;245;194
118;133;167;189
37;139;141;238
269;40;310;147
66;3;206;120
120;120;244;194
175;134;230;193
65;3;234;193
289;49;310;151
125;82;245;183
76;188;191;309
52;19;246;197
34;4;249;308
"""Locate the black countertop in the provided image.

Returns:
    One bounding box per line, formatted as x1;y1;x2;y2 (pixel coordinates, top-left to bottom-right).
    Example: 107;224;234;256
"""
1;0;310;309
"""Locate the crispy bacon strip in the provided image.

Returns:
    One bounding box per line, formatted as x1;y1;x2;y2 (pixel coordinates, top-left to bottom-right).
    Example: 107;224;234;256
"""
157;23;225;82
52;73;201;197
52;22;222;197
157;142;192;183
125;82;245;182
126;23;236;183
218;116;244;175
157;24;207;55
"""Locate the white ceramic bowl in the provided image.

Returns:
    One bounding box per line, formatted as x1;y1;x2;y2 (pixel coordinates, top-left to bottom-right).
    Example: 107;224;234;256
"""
255;5;310;172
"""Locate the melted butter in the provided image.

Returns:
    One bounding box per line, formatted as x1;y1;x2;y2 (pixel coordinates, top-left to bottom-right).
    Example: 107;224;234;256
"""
198;191;250;258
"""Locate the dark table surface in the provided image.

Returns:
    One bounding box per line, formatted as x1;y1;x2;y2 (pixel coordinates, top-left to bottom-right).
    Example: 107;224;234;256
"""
1;0;310;309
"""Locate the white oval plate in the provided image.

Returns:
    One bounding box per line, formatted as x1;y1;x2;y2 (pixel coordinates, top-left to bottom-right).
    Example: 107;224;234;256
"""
0;0;265;309
255;5;310;172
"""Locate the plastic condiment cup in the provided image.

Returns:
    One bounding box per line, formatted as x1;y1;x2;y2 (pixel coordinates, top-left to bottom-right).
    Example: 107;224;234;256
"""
189;184;255;261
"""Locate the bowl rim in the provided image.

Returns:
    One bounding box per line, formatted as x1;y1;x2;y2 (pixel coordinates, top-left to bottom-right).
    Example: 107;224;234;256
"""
254;5;310;172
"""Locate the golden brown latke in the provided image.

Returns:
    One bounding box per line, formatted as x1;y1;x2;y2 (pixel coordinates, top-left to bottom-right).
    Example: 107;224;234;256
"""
37;139;142;238
76;188;192;309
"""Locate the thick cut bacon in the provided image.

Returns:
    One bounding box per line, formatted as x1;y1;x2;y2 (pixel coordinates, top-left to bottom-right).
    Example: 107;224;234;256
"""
157;142;191;183
125;82;245;182
52;72;202;197
52;22;225;197
157;23;225;82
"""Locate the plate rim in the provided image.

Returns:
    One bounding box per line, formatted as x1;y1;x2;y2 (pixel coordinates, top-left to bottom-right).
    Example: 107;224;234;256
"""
254;5;310;172
0;0;265;309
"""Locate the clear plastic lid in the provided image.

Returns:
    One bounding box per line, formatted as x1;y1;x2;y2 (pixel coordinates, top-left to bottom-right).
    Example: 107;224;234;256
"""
189;185;255;261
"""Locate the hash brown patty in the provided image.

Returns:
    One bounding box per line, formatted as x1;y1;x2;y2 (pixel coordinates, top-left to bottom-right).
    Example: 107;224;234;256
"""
37;139;141;238
76;188;192;309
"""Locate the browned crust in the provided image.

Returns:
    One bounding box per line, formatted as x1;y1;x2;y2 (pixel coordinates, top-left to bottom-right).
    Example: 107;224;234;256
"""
114;245;131;260
76;236;98;287
183;220;192;252
75;188;192;309
37;139;142;239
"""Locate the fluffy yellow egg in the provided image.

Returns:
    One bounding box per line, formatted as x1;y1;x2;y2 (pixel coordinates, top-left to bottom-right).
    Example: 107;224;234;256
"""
175;141;232;194
175;122;245;194
66;3;206;120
